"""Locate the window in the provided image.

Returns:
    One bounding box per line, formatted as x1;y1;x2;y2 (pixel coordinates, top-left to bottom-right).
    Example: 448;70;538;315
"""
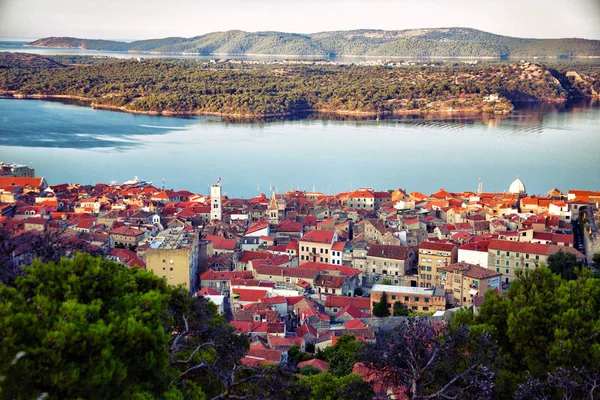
425;298;429;303
421;266;426;270
404;296;409;301
301;246;304;251
516;252;520;257
454;288;460;293
496;260;500;265
414;297;420;302
286;277;291;283
320;248;323;253
372;269;376;273
301;255;304;260
497;250;500;256
516;261;519;267
420;274;425;279
170;267;173;271
506;261;509;266
412;306;418;310
427;266;432;271
162;267;166;271
506;251;510;256
423;307;429;311
162;259;166;263
506;269;509;273
496;268;500;272
391;295;396;300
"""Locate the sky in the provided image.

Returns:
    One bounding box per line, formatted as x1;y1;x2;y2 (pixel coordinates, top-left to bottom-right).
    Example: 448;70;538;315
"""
0;0;599;41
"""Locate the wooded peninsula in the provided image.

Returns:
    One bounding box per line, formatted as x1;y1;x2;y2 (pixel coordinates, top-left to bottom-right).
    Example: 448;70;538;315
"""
0;53;598;119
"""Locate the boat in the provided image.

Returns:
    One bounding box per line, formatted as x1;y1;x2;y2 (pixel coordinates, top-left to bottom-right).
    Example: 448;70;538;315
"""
122;176;152;187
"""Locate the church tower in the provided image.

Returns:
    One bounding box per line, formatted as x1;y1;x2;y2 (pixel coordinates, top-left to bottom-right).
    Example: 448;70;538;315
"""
210;178;222;221
267;191;279;226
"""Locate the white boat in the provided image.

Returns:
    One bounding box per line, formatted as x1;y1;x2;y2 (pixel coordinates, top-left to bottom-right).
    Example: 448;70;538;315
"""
122;176;152;186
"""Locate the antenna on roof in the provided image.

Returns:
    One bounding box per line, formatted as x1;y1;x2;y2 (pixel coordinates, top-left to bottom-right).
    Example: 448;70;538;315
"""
162;178;165;192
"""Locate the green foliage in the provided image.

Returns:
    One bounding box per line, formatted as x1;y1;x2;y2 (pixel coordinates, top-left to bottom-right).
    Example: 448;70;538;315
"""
0;253;175;399
320;334;364;378
288;345;314;365
372;291;391;317
2;54;598;118
381;278;393;285
546;251;580;280
468;266;600;399
300;372;373;400
393;301;410;316
299;365;321;376
353;288;363;296
593;252;600;266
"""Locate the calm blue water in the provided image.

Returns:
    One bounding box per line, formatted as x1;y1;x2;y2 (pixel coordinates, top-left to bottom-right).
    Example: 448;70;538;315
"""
0;97;599;198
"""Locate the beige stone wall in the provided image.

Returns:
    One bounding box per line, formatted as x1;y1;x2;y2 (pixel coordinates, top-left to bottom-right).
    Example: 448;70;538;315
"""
370;290;445;313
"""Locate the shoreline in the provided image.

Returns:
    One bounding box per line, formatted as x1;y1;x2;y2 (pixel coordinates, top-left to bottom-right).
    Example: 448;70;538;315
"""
20;45;600;60
1;92;517;119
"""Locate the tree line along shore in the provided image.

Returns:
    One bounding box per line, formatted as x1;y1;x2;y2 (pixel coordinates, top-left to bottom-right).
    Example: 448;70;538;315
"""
0;53;599;119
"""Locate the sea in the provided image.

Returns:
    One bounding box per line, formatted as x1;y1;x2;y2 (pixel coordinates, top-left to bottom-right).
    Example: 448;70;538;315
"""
1;97;599;198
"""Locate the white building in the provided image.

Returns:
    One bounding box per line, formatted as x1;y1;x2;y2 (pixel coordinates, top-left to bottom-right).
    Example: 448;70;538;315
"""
457;241;489;269
210;182;222;221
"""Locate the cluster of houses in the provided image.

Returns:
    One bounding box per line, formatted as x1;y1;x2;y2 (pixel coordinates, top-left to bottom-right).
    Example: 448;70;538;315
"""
2;170;599;375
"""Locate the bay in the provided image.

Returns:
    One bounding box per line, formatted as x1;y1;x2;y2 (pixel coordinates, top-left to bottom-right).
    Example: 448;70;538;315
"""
0;97;599;198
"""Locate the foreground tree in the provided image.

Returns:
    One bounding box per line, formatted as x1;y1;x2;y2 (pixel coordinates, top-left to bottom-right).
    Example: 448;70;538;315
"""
0;254;304;400
318;334;364;378
372;291;391;317
0;254;175;399
546;251;580;280
468;266;600;399
362;317;498;399
300;372;373;400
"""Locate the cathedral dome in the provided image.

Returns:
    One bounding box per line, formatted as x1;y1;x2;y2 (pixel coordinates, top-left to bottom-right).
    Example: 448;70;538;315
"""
508;175;526;195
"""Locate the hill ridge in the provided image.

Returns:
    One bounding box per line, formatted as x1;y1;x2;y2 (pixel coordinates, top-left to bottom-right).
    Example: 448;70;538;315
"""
27;28;600;58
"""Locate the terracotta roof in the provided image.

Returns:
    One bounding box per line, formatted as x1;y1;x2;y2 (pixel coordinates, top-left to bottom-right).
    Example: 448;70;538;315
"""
205;234;237;250
277;220;303;232
419;241;456;252
300;229;335;244
298;262;361;276
314;274;348;289
367;244;411;260
109;226;145;237
458;240;490;252
488;239;584;258
254;265;316;279
332;241;346;251
197;287;221;296
232;288;269;302
325;295;370;310
296;323;317;338
344;319;367;329
439;262;502;280
336;304;364;319
247;219;270;235
200;270;253;281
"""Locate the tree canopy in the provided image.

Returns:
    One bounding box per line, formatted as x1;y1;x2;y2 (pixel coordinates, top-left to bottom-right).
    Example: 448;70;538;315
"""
372;291;391;317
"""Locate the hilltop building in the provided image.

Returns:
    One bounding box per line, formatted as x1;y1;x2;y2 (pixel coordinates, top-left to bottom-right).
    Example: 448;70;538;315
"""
146;228;201;293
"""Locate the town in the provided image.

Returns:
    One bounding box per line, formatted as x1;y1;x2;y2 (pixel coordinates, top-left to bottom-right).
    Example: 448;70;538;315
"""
1;160;599;375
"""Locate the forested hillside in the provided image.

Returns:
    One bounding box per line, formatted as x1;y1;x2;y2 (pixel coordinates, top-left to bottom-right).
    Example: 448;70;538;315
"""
1;53;598;118
27;27;600;57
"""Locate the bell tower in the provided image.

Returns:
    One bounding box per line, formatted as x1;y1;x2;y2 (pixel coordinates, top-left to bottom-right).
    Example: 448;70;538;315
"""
210;178;222;221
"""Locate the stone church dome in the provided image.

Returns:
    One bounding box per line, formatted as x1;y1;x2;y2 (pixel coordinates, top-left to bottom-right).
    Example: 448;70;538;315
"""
509;175;526;195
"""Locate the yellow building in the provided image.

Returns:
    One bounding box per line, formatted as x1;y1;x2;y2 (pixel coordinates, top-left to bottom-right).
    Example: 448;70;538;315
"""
438;262;502;307
146;228;200;293
299;229;337;264
370;284;446;314
417;241;457;288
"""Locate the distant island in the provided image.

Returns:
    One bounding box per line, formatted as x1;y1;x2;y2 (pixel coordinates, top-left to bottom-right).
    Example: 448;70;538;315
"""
0;53;598;119
26;27;600;58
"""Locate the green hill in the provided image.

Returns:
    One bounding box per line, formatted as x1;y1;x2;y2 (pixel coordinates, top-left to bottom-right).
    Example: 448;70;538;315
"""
27;28;600;58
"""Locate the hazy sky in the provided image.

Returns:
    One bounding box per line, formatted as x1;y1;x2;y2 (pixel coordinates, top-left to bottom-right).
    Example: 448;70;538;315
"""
1;0;599;40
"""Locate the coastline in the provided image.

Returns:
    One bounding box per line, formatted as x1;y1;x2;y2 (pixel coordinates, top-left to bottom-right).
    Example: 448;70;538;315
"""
21;44;600;60
0;91;515;119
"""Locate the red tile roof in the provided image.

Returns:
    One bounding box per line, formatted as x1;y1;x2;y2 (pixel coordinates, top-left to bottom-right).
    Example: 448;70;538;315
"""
419;241;456;252
247;219;270;235
458;240;490;252
277;220;303;233
254;265;317;279
232;288;269;302
197;287;221;296
298;262;361;276
439;262;502;280
325;295;371;310
335;304;364;319
314;275;348;289
109;226;146;237
344;319;367;329
200;270;253;281
300;229;335;244
205;234;237;250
